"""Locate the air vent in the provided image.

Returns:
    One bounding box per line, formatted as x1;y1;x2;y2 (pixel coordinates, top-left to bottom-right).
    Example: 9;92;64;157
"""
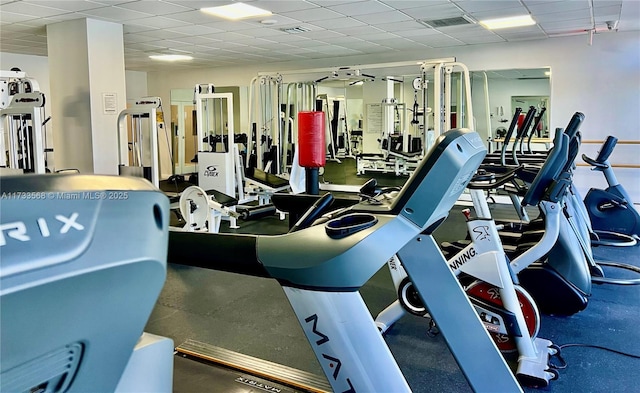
281;26;311;34
419;15;475;28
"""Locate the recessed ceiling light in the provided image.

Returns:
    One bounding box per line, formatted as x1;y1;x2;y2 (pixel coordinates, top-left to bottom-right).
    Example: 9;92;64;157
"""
149;54;193;61
479;15;535;30
201;2;272;21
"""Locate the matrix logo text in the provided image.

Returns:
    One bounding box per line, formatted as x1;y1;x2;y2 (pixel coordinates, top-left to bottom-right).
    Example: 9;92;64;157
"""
0;213;84;246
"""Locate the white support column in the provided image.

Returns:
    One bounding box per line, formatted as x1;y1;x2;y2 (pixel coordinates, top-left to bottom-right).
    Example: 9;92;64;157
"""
47;18;126;174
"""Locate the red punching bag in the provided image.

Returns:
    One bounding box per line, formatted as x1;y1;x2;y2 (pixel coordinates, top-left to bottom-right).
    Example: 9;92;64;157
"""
298;111;325;168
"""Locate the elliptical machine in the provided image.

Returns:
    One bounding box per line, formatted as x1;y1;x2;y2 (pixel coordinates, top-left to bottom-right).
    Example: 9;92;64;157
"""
582;136;640;242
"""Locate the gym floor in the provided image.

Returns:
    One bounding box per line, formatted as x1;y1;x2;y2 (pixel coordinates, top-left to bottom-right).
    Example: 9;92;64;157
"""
147;158;640;393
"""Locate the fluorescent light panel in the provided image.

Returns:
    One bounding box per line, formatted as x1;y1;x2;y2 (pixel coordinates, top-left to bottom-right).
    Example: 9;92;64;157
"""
149;54;193;61
201;2;272;20
479;15;535;30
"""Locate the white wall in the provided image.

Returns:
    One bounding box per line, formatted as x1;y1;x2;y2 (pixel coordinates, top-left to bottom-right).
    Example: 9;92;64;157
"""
125;70;148;104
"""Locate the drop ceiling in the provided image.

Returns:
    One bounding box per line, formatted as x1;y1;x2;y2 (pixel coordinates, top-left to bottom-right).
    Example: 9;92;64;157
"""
0;0;638;73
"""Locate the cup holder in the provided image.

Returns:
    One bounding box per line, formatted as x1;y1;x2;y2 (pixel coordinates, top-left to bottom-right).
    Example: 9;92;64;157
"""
325;213;378;239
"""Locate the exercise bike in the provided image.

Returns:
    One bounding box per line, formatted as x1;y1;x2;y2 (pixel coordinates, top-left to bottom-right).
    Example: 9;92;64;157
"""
373;165;562;386
168;128;529;392
583;136;640;242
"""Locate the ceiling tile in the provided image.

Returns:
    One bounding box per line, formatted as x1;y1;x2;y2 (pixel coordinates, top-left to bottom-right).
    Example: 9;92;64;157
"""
0;2;71;17
524;0;592;15
286;38;334;48
80;5;154;21
123;24;156;33
471;7;535;20
251;0;318;13
295;29;346;40
453;0;525;13
368;37;421;49
200;20;259;32
593;4;623;21
357;32;401;41
136;29;189;39
166;24;224;36
117;0;192;15
0;11;37;23
374;20;426;32
37;13;87;23
242;41;295;50
126;41;166;51
126;15;191;29
310;17;366;30
88;0;140;5
390;28;443;38
230;27;287;38
445;25;500;36
162;10;223;24
494;29;548;39
533;9;592;23
12;36;46;45
342;40;384;49
400;3;465;20
281;7;345;22
160;1;228;12
1;22;44;33
198;40;249;49
207;31;253;41
379;0;450;10
361;44;401;52
124;33;160;43
427;39;467;48
326;1;393;16
273;46;316;55
539;19;592;32
448;35;505;45
353;10;413;24
23;0;105;12
593;0;623;6
333;25;384;36
307;0;368;6
316;47;362;56
321;36;366;45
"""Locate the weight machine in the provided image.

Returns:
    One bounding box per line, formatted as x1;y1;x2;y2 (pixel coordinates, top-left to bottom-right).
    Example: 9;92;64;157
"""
0;69;52;175
194;85;287;228
116;97;166;188
246;76;287;175
356;59;472;177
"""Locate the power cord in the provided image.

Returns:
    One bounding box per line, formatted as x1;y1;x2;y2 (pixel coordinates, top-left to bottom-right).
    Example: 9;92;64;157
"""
559;343;640;358
549;343;640;370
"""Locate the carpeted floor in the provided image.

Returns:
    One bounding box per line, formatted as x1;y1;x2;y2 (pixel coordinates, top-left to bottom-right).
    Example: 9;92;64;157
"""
148;158;640;393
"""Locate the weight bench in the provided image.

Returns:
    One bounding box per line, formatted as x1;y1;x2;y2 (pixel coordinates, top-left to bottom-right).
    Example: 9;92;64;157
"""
244;167;290;205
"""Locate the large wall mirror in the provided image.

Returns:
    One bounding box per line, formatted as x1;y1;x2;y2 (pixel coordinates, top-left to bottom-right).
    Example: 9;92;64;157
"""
313;66;551;155
166;67;550;177
470;68;551;150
